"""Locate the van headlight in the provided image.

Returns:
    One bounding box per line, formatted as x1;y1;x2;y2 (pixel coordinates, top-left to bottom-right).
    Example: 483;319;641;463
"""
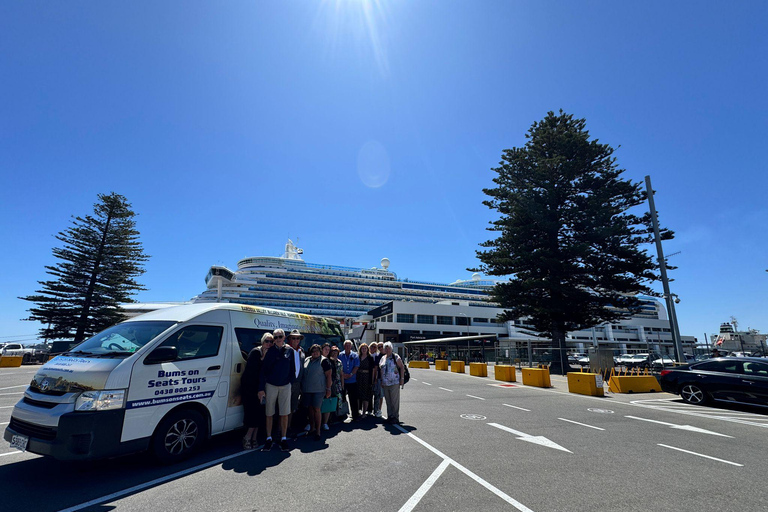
75;390;126;412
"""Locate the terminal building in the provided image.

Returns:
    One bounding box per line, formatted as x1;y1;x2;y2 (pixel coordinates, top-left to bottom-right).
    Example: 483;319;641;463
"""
350;299;696;361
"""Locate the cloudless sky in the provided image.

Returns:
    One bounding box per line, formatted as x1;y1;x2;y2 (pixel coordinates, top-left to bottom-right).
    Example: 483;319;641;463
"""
2;1;766;345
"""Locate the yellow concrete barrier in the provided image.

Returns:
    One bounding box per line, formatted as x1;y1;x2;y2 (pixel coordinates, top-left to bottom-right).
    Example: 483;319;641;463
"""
469;362;488;377
608;375;661;393
0;356;23;368
567;372;604;397
435;360;449;371
451;361;465;373
408;361;430;369
522;367;551;387
495;365;516;382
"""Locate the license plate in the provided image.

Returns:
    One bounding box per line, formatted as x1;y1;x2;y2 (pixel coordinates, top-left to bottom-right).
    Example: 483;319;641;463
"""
10;434;28;452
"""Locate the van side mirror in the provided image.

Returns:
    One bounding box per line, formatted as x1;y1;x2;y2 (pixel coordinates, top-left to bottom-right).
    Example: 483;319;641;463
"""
144;346;178;364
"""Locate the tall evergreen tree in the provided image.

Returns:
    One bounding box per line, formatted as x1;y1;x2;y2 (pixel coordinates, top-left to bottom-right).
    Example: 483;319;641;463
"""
21;193;149;342
474;111;672;374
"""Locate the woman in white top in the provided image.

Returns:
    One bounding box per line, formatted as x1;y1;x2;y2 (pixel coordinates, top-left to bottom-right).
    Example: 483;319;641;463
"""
378;342;405;424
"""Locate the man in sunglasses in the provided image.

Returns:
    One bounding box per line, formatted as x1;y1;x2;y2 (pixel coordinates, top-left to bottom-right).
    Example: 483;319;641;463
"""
258;328;297;451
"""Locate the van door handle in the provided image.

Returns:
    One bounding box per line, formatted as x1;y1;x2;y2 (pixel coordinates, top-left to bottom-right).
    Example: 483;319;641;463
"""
235;363;242;373
207;365;221;371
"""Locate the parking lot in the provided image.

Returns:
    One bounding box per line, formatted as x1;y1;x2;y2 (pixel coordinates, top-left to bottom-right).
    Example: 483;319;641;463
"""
2;364;768;512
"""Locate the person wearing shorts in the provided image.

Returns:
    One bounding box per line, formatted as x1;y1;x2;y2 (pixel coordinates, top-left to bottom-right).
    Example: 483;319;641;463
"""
300;344;332;441
258;329;297;451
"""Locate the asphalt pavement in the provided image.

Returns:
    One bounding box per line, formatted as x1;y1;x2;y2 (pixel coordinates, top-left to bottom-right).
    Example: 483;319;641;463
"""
1;364;767;511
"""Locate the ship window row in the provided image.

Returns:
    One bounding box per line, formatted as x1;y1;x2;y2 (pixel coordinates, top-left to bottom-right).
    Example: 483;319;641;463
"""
250;270;487;296
253;273;489;299
234;286;494;309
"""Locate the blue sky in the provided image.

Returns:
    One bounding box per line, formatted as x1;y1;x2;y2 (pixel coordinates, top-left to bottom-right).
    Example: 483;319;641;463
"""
2;1;766;345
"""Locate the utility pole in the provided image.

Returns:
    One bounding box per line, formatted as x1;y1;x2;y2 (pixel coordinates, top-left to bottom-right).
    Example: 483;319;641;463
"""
645;176;685;363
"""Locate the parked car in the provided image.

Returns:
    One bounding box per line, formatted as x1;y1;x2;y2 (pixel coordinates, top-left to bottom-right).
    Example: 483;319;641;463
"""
624;353;653;368
616;354;635;366
658;357;768;407
651;355;675;369
0;343;47;364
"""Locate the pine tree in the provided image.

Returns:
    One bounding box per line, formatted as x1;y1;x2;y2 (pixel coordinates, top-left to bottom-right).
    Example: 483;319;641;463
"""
21;193;149;342
474;111;672;374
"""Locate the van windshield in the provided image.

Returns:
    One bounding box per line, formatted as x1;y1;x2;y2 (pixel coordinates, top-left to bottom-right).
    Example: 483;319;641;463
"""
67;321;176;357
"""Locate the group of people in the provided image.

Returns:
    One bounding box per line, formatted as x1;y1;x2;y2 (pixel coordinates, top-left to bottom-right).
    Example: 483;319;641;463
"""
240;328;406;451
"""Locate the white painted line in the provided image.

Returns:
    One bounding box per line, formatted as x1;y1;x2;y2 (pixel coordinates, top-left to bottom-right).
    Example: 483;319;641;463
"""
557;418;604;431
657;444;743;467
393;424;534;512
625;415;732;437
466;394;485;401
422;382;432;386
0;385;28;391
398;459;451;512
438;387;453;392
410;378;418;381
0;406;15;409
503;404;530;412
0;392;24;396
0;451;25;458
55;449;252;512
0;422;8;425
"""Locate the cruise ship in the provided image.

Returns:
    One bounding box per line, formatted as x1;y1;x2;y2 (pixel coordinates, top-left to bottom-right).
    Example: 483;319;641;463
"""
194;240;497;319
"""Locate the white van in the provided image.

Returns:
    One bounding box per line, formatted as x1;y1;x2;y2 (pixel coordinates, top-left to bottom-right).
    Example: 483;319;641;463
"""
4;303;344;463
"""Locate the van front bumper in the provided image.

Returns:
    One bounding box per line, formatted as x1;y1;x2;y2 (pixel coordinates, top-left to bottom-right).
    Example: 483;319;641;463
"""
4;410;149;461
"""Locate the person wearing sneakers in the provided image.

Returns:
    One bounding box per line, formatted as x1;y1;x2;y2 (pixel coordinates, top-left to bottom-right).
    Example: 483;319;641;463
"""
286;329;306;437
258;328;297;451
339;340;361;421
370;342;384;418
301;344;333;441
379;341;404;424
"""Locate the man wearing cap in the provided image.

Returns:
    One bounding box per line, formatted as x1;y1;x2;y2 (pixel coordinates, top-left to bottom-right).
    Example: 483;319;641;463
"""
339;340;361;421
286;329;306;436
258;328;297;451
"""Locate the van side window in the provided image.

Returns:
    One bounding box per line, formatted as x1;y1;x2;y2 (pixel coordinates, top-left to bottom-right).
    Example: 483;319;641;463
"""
159;326;223;360
234;328;272;354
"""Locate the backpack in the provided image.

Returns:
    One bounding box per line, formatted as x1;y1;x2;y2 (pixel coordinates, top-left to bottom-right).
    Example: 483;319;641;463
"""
394;354;410;385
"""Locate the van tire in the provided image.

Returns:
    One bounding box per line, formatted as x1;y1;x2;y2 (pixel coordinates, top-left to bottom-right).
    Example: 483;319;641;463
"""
151;409;207;464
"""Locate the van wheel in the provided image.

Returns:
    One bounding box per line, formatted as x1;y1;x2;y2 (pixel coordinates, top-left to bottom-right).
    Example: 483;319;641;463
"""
151;409;207;464
22;354;31;364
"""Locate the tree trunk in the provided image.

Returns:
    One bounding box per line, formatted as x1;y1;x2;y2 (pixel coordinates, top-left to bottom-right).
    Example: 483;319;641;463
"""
549;324;570;376
74;212;112;342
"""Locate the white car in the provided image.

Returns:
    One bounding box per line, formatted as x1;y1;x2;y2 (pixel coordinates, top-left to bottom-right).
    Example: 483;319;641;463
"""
651;355;675;368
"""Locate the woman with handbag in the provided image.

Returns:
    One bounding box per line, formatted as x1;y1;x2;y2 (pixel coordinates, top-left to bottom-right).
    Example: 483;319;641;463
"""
379;342;405;425
301;344;333;441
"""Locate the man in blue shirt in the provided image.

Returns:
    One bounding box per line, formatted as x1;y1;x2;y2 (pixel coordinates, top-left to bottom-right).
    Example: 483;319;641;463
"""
339;340;361;421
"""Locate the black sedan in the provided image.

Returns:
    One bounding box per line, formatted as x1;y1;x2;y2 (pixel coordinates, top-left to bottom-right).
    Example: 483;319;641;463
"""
658;357;768;407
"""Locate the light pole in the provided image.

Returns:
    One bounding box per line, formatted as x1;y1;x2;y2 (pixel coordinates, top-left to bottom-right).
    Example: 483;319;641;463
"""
645;176;686;363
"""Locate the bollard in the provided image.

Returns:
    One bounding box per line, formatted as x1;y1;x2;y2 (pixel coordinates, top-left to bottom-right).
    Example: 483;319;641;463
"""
522;367;551;388
469;362;488;377
435;360;449;371
451;361;465;373
608;375;661;393
495;365;516;382
567;372;604;396
0;356;23;368
408;361;430;369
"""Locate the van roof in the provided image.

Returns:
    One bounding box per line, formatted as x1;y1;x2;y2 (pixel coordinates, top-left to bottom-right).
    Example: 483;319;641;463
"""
124;303;340;325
